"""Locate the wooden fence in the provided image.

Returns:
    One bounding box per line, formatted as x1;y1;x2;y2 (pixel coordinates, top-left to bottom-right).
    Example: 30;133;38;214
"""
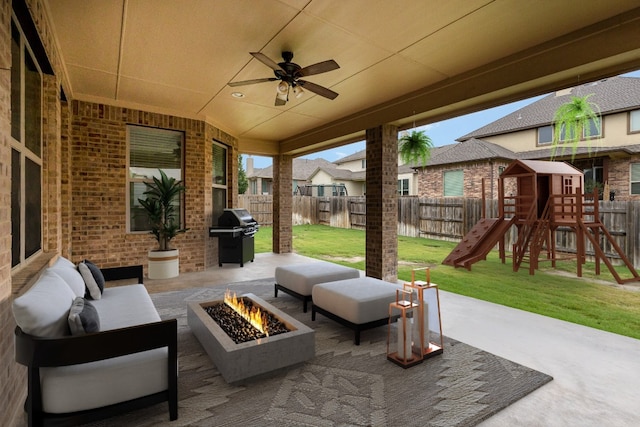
238;195;640;268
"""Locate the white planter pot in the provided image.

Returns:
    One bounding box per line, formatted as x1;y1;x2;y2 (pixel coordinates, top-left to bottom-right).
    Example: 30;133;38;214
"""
148;249;179;279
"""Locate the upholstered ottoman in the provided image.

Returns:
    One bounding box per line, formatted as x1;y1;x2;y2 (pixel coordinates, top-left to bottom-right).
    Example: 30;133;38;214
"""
311;277;402;345
274;262;360;312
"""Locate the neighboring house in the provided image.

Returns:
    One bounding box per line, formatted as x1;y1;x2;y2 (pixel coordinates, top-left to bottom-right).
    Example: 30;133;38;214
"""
417;76;640;200
320;150;420;196
245;157;334;195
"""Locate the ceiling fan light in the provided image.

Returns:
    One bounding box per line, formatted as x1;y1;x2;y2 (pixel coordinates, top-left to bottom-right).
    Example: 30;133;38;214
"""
277;81;289;95
293;86;304;99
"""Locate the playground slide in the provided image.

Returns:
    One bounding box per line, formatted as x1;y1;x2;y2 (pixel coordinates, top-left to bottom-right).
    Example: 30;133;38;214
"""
442;217;514;270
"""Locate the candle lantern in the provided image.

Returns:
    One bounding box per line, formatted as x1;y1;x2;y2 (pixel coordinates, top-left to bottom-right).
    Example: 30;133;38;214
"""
405;267;443;359
386;287;423;368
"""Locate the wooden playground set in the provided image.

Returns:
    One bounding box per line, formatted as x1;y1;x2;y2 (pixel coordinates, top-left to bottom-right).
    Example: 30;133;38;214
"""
443;159;640;284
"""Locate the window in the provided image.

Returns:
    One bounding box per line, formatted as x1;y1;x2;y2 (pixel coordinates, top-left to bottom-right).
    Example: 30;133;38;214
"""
361;159;366;169
631;109;640;133
11;19;43;268
498;166;505;175
212;141;228;225
128;126;184;232
443;170;463;197
558;117;602;141
631;163;640;195
397;178;409;195
537;126;553;145
250;180;257;194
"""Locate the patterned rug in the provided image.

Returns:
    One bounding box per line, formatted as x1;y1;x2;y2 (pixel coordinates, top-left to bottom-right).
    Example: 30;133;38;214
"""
85;279;552;427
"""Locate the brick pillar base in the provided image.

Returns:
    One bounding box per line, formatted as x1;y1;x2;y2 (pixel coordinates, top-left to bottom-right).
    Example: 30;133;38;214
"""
365;124;398;282
273;154;292;253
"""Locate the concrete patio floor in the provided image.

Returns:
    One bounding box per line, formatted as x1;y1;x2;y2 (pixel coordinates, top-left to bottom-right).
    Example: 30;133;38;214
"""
146;252;640;427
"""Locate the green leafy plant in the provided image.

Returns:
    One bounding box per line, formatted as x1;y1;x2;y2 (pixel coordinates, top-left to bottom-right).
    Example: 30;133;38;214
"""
552;94;601;159
138;169;188;251
399;130;433;166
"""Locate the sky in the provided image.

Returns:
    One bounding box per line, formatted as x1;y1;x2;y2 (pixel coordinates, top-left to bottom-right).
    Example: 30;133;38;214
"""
243;70;640;170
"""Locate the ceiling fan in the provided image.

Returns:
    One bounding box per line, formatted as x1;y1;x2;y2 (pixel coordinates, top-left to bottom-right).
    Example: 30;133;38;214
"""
228;51;340;106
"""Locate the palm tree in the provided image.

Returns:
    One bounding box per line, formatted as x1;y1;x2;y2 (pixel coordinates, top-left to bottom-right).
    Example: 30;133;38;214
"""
399;130;433;167
552;94;601;159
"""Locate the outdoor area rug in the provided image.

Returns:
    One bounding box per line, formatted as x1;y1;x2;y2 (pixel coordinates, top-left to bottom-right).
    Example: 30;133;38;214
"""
84;278;552;427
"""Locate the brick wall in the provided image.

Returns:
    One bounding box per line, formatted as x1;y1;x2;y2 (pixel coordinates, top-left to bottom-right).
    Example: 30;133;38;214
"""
1;1;22;425
365;125;398;282
68;101;234;274
273;155;293;253
608;156;640;201
418;160;511;199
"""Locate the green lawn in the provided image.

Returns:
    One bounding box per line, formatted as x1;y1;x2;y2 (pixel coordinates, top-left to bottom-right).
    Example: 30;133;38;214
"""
255;224;640;340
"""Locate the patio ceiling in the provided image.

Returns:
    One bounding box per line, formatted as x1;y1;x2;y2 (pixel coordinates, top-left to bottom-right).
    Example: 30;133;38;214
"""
44;0;640;157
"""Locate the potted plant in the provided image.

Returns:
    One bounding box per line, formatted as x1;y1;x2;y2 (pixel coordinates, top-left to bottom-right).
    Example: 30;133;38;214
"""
399;130;433;167
552;93;601;159
138;169;188;279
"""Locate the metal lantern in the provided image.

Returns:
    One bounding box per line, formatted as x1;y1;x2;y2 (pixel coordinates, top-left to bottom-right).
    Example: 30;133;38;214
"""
405;267;443;359
387;287;423;368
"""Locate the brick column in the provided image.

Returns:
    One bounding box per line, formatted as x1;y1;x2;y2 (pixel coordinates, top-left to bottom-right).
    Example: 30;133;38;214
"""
273;154;292;253
366;124;398;282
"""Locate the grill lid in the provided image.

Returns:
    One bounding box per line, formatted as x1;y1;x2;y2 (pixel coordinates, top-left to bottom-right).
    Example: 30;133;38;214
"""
218;208;256;227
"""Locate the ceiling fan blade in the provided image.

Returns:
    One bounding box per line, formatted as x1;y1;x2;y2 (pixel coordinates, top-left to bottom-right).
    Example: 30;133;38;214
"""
250;52;284;72
298;59;340;77
228;77;277;87
298;80;339;100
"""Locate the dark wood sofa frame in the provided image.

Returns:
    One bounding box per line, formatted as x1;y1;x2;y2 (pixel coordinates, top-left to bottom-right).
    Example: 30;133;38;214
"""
14;265;178;427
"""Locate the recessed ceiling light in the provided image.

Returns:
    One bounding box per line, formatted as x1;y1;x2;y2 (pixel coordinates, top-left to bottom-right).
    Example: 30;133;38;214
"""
231;92;245;98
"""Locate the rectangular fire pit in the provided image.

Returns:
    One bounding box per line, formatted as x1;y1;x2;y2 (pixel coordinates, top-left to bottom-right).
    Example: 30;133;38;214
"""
187;293;315;383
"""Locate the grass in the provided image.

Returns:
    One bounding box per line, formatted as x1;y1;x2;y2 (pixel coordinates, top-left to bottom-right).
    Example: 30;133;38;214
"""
255;224;640;340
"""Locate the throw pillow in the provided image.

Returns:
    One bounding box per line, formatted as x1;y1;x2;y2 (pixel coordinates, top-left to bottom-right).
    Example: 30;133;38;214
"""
78;261;103;300
68;297;100;335
84;260;106;293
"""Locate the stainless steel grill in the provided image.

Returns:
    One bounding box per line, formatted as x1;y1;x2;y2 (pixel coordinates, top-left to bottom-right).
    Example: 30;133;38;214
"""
209;209;259;267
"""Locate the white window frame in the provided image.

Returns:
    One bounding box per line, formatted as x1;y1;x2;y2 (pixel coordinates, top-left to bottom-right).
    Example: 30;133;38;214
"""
397;178;410;195
631;163;640;195
11;15;43;268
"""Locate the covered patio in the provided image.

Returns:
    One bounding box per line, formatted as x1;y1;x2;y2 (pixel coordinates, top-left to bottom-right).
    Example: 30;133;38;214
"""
4;1;640;425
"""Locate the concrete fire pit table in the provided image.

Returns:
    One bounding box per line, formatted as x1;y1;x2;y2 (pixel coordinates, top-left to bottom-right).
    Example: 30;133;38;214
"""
187;293;315;384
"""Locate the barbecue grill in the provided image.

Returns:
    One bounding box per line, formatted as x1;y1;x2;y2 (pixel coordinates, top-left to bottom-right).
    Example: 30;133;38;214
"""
209;208;259;267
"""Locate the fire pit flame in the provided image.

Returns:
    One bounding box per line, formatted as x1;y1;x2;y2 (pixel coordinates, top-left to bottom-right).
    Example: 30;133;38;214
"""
224;290;269;336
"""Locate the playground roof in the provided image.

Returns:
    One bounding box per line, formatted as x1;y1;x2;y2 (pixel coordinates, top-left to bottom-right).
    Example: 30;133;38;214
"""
501;160;582;177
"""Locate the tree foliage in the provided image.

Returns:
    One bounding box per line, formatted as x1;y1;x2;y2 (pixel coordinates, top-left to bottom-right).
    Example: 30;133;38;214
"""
238;155;248;194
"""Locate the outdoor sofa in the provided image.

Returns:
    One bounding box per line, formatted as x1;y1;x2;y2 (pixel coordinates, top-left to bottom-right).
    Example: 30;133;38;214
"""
12;256;178;427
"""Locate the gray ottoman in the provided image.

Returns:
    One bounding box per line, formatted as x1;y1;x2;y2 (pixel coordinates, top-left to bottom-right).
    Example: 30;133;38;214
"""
311;277;402;345
274;262;360;312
